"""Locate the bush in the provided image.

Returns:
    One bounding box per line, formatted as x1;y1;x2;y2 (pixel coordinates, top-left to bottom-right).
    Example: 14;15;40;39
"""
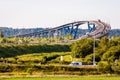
84;54;93;65
101;46;120;62
71;38;94;58
98;61;112;73
0;44;70;58
0;64;99;75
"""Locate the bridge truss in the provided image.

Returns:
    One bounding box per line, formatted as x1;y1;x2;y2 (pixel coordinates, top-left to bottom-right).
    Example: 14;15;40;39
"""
16;20;111;39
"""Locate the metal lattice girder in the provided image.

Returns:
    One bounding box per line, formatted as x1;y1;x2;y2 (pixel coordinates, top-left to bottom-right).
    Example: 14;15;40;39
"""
15;20;111;39
88;22;96;33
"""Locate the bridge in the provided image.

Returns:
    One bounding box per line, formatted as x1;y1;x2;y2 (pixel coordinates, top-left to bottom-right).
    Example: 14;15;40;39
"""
16;20;111;39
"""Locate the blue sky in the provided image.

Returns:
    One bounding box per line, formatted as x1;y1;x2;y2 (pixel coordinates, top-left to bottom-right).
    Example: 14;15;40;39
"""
0;0;120;29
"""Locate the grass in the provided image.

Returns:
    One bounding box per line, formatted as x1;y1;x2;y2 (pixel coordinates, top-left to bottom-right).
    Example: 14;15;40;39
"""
5;52;71;64
0;76;120;80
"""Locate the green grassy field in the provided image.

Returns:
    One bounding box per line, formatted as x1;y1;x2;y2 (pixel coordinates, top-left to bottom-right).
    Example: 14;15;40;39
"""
0;76;120;80
5;52;72;65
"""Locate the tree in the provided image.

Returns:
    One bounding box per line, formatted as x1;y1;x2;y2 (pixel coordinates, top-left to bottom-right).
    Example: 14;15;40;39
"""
101;46;120;62
71;38;94;58
22;37;30;43
0;30;4;38
0;38;7;43
65;33;73;40
95;36;110;59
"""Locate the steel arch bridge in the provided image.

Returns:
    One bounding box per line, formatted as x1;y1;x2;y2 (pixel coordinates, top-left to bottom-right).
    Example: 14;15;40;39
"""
16;20;111;39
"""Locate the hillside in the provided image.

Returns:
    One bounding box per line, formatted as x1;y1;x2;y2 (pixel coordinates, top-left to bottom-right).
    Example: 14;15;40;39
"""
0;27;120;37
0;27;47;37
109;29;120;37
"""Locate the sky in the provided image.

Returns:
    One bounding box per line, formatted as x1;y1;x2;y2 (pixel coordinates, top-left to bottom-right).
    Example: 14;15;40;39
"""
0;0;120;29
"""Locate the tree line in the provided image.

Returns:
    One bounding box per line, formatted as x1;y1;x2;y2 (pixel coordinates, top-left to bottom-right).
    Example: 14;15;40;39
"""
71;36;120;73
0;44;70;58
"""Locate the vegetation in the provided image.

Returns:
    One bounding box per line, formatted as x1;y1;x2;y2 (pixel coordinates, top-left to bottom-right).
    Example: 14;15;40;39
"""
0;30;4;38
1;76;120;80
71;38;94;58
0;36;120;75
3;52;71;64
0;27;45;37
0;44;70;57
71;36;120;73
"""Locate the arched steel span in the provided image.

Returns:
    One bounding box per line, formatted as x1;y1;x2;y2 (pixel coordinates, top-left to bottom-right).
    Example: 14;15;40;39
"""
16;20;111;39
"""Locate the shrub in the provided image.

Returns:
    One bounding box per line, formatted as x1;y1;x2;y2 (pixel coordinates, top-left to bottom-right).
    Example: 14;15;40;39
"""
0;44;70;58
0;64;99;75
71;38;94;58
98;61;112;73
